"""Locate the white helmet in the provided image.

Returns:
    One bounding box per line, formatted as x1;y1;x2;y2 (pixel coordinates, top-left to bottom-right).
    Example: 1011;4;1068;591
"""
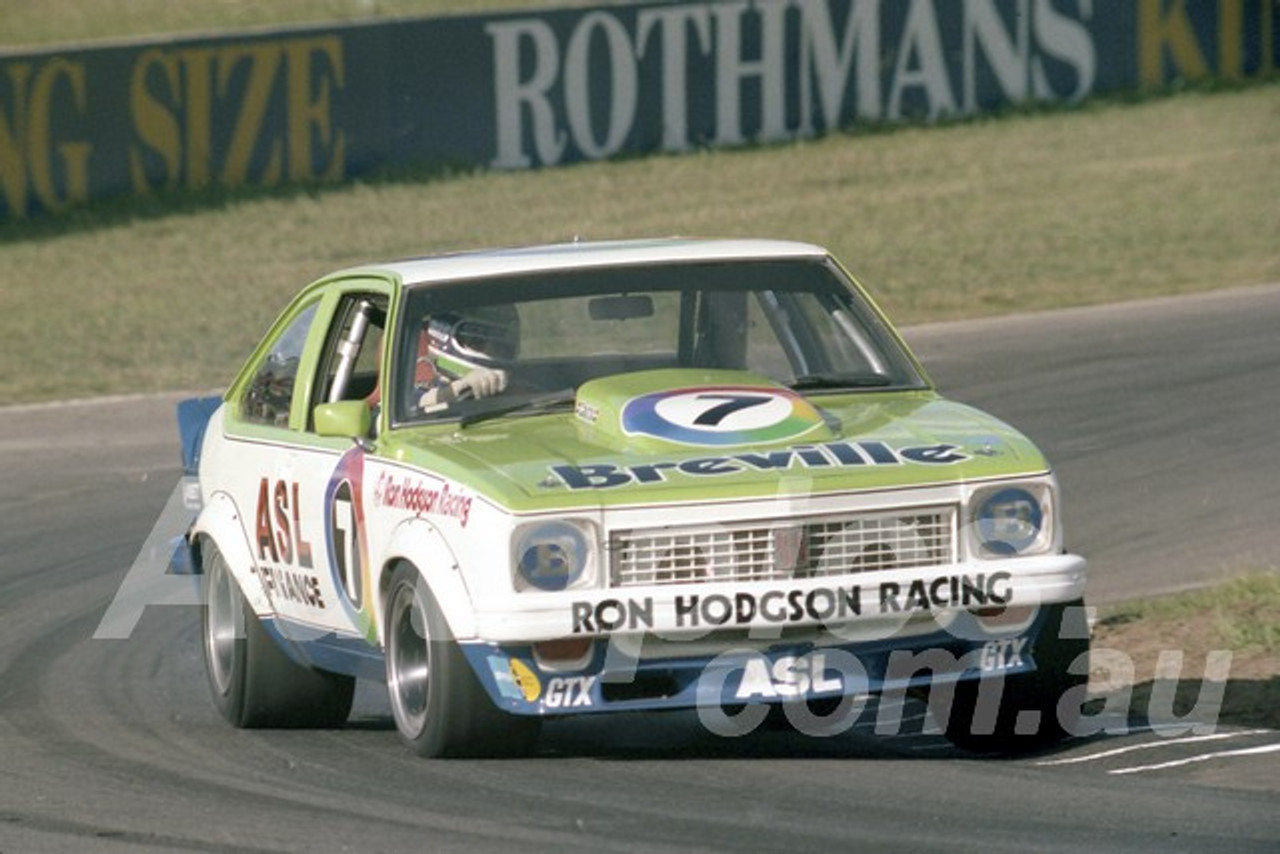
425;306;520;380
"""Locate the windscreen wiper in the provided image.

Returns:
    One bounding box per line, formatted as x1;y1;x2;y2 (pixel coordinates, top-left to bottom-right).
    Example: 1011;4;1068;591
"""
788;373;893;391
458;389;577;428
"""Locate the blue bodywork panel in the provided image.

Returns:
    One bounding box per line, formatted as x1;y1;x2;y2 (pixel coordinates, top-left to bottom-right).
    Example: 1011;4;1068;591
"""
176;395;223;475
459;608;1055;718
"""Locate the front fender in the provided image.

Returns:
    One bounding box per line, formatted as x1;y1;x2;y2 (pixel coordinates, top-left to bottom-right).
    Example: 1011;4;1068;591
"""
377;518;477;644
191;490;271;617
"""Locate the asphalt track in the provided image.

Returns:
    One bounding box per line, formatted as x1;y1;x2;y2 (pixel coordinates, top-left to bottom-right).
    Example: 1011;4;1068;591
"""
2;285;1278;851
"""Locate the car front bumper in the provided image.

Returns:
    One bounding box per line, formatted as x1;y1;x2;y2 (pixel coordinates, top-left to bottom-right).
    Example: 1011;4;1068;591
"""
463;553;1087;718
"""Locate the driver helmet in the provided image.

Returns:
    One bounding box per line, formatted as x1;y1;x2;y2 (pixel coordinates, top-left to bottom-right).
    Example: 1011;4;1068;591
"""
425;305;520;380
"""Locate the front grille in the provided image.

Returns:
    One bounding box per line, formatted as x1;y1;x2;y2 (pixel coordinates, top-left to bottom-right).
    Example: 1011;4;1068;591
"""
609;506;957;587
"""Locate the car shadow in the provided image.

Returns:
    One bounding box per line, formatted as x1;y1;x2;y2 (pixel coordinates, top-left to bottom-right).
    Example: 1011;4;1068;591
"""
335;676;1279;760
1100;674;1280;732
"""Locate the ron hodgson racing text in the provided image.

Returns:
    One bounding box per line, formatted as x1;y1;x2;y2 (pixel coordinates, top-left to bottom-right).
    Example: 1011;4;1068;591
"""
571;571;1012;633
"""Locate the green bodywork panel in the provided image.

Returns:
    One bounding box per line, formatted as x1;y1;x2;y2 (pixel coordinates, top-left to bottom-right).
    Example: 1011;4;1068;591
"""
375;386;1048;514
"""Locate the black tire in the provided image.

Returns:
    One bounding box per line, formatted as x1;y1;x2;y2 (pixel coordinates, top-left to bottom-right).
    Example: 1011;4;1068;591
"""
383;563;540;758
201;541;354;728
938;599;1090;754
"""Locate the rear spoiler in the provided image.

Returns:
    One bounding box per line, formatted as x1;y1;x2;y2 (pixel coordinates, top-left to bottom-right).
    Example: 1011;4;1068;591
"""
176;395;223;476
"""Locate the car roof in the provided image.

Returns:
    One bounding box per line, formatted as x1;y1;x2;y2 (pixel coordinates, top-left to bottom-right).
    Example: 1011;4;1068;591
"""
346;238;830;287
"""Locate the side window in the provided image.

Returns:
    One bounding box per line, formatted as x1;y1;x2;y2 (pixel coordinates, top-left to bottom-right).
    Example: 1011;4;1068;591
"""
242;302;319;427
315;294;388;409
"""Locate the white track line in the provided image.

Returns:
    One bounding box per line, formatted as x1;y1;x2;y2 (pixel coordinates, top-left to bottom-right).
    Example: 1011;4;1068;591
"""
1035;729;1268;767
1109;741;1280;775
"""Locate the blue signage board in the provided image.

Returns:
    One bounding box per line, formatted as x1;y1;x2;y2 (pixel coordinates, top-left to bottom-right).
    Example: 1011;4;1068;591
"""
1;1;1275;219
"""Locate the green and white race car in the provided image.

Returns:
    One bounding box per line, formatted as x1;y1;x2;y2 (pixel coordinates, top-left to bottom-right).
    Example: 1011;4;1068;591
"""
175;238;1089;757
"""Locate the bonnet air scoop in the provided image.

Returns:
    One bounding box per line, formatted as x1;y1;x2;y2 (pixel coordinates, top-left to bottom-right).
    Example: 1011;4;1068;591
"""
572;369;835;453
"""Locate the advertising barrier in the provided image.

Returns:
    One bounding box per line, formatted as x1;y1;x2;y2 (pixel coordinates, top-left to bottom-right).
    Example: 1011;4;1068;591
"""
1;0;1275;219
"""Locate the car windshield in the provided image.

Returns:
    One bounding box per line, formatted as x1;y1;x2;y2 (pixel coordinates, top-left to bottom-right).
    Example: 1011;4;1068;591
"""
392;258;926;425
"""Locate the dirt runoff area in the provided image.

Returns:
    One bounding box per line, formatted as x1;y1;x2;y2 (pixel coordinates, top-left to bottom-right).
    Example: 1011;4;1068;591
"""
1088;576;1280;731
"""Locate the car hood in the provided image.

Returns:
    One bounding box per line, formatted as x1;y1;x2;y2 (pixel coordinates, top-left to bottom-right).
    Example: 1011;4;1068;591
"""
378;369;1050;513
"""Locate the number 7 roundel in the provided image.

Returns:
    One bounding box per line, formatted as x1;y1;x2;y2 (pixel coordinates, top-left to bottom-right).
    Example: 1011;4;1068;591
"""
621;386;824;447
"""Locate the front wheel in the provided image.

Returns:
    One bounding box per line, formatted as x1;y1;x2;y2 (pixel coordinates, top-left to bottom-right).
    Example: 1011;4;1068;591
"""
384;564;540;757
938;599;1090;754
201;541;354;728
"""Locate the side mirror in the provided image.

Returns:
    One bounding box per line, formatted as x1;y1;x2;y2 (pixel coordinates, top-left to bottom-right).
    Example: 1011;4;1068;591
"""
314;400;373;440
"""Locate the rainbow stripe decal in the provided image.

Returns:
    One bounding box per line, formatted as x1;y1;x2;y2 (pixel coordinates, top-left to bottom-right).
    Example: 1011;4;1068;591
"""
324;446;375;641
621;386;824;447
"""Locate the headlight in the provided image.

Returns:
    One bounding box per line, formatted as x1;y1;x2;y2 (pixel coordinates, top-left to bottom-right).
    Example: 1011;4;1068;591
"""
970;483;1054;558
512;520;598;592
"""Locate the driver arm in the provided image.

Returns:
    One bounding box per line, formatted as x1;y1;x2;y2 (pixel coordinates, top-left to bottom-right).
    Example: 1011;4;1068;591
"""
419;366;508;412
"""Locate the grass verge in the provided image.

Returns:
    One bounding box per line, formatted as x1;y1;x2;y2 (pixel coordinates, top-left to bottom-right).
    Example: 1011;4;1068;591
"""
2;83;1277;404
1090;573;1280;731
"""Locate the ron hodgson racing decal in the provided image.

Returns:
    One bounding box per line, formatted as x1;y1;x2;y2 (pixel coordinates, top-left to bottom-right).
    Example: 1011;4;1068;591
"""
622;386;823;447
373;470;474;527
551;440;969;490
570;571;1012;633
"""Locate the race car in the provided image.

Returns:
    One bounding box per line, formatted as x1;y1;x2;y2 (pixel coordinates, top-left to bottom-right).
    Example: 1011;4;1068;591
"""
174;238;1089;757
